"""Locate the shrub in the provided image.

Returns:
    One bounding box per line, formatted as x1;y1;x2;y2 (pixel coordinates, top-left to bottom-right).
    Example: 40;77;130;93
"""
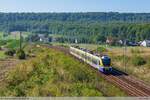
132;56;146;66
0;40;7;46
114;55;129;62
16;49;26;59
97;46;107;52
5;49;16;56
131;48;141;54
0;47;126;96
73;69;90;82
6;40;20;49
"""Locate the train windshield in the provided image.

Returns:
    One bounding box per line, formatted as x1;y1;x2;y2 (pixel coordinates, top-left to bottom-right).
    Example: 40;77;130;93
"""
102;56;111;66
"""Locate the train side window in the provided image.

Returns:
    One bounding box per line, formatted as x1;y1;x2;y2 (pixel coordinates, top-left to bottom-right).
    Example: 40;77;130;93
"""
87;56;91;62
82;53;85;58
71;49;74;53
85;53;88;60
92;59;98;65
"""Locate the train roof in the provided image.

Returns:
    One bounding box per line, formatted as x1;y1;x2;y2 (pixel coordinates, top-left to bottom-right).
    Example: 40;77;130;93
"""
70;46;108;58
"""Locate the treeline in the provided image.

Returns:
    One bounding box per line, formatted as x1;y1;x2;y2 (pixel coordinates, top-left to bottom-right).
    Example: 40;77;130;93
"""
1;12;150;43
1;12;150;23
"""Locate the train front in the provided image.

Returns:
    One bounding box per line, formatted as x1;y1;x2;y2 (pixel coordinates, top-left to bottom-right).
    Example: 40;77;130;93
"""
101;55;112;73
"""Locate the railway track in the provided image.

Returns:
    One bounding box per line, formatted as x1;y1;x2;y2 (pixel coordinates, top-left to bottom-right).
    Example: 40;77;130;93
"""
47;45;150;97
104;74;150;96
111;69;150;96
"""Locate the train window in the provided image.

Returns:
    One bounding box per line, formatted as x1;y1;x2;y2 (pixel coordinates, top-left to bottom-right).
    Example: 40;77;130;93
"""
87;56;91;62
79;52;82;57
82;53;84;58
72;50;75;53
85;54;88;60
102;58;111;66
84;53;88;59
92;59;98;65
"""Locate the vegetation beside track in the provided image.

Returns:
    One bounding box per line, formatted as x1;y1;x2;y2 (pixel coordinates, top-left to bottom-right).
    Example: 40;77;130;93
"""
0;51;6;60
53;43;150;83
0;45;126;96
108;47;150;83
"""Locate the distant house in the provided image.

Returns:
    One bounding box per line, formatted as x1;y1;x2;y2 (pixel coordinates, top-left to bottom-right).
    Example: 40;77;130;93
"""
116;40;124;46
106;37;119;45
127;41;138;46
118;40;123;45
106;37;115;45
38;34;50;43
140;40;150;47
137;41;143;46
51;37;57;42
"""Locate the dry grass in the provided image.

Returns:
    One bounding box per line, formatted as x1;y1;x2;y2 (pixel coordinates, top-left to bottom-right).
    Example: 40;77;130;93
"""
0;45;126;96
107;47;150;83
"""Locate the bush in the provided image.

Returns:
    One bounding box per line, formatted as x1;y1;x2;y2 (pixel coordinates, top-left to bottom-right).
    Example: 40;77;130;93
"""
16;49;26;59
131;48;141;54
0;40;7;46
132;56;146;66
97;46;107;52
5;49;16;56
0;47;126;96
6;40;20;49
73;70;89;82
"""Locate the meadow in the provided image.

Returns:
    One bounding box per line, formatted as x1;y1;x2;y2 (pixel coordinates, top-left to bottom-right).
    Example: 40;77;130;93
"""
0;45;126;96
108;47;150;83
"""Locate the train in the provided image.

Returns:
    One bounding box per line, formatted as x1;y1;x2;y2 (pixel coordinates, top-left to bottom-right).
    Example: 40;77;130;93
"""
70;46;112;73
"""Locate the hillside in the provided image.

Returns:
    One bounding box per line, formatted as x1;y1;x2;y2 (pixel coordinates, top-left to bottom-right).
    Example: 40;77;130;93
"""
1;12;150;43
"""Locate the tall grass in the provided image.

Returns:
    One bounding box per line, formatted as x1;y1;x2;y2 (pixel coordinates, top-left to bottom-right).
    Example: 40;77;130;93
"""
0;51;6;59
0;46;126;96
110;47;150;83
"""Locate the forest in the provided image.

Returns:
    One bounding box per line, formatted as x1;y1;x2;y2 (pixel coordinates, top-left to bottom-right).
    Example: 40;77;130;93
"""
1;12;150;43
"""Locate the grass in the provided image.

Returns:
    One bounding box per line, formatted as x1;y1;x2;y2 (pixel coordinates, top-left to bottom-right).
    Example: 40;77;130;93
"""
0;45;126;96
53;43;150;83
6;40;20;49
0;39;20;49
0;51;6;59
52;43;122;50
0;32;4;39
68;43;150;83
107;47;150;83
2;39;26;50
3;32;31;40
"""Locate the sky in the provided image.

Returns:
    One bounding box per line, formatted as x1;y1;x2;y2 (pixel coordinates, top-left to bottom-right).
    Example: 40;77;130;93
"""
0;0;150;13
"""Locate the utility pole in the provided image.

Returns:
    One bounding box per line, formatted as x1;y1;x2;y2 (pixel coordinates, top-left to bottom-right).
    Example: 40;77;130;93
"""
124;39;127;72
20;31;22;50
96;41;99;53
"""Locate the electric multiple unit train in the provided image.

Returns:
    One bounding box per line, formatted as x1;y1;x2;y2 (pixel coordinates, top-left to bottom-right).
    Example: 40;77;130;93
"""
70;46;112;73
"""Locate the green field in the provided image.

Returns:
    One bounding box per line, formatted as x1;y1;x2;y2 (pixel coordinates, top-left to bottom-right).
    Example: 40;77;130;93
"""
0;31;31;40
0;45;126;96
